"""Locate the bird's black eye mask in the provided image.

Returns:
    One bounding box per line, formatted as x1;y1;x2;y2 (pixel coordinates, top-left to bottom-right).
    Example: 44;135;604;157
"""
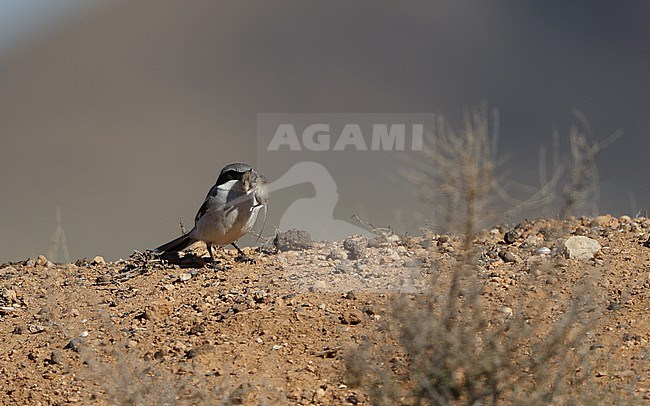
215;169;247;186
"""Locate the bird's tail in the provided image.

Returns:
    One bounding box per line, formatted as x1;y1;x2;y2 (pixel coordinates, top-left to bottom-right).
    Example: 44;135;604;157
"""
154;233;197;254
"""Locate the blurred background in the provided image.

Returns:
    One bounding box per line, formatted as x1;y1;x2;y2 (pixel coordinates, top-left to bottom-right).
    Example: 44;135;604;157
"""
0;1;648;261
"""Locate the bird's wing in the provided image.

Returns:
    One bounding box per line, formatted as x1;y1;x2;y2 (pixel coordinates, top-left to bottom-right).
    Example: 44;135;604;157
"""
195;180;241;223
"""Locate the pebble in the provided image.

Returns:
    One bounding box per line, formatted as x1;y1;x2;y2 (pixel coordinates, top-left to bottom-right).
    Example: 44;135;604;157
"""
343;235;368;259
328;249;348;261
92;256;106;265
498;306;514;318
524;235;543;248
48;351;63;365
96;275;111;284
341;309;363;325
313;280;327;291
498;250;518;263
178;273;192;282
367;235;389;248
564;236;601;260
591;214;617;228
504;230;519;244
315;387;326;398
253;290;268;303
403;259;418;267
334;263;352;274
536;247;551;255
36;255;48;266
545;276;559;285
380;252;401;264
387;235;400;244
274;229;313;251
64;337;84;352
0;266;17;275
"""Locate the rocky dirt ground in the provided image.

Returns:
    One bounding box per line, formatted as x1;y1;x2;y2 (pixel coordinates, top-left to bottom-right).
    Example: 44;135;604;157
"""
1;215;649;405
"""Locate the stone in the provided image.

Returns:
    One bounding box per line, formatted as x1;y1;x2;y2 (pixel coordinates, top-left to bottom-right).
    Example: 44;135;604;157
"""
36;255;48;266
592;214;617;228
274;229;313;251
504;230;519;244
523;235;543;248
564;236;601;260
498;250;518;263
341;309;363;325
367;235;389;248
498;306;513;318
343;235;368;259
328;249;348;261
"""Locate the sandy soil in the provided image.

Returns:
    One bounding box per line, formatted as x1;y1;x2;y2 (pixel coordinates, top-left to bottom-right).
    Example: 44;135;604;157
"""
0;215;649;404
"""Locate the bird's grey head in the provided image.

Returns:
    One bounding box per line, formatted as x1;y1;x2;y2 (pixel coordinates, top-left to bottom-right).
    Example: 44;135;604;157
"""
215;162;253;186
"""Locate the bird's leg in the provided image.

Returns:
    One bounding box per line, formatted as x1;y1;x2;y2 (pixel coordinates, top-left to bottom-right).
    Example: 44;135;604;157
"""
232;242;255;263
206;243;225;270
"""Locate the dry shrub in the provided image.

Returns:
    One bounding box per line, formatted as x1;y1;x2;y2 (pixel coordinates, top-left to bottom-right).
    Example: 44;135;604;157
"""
349;105;630;405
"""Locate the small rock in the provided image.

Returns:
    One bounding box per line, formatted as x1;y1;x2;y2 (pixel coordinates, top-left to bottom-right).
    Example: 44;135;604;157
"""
536;247;551;255
253;290;268;303
0;306;15;313
0;266;17;275
274;229;313;251
96;275;111;284
315;387;326;399
313;280;327;291
188;324;206;335
498;250;518;263
48;351;63;365
403;259;418;267
564;236;601;260
367;235;388;248
341;309;363;325
343;235;368;259
387;235;400;244
504;230;519;244
36;255;48;266
498;307;514;318
591;214;617;228
178;273;192;282
380;254;394;265
328;249;348;261
523;235;543;248
92;256;106;265
546;276;559;285
334;262;352;274
64;337;84;352
2;289;17;303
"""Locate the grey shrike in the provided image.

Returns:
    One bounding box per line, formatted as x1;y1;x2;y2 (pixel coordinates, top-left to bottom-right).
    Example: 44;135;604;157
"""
154;162;269;262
